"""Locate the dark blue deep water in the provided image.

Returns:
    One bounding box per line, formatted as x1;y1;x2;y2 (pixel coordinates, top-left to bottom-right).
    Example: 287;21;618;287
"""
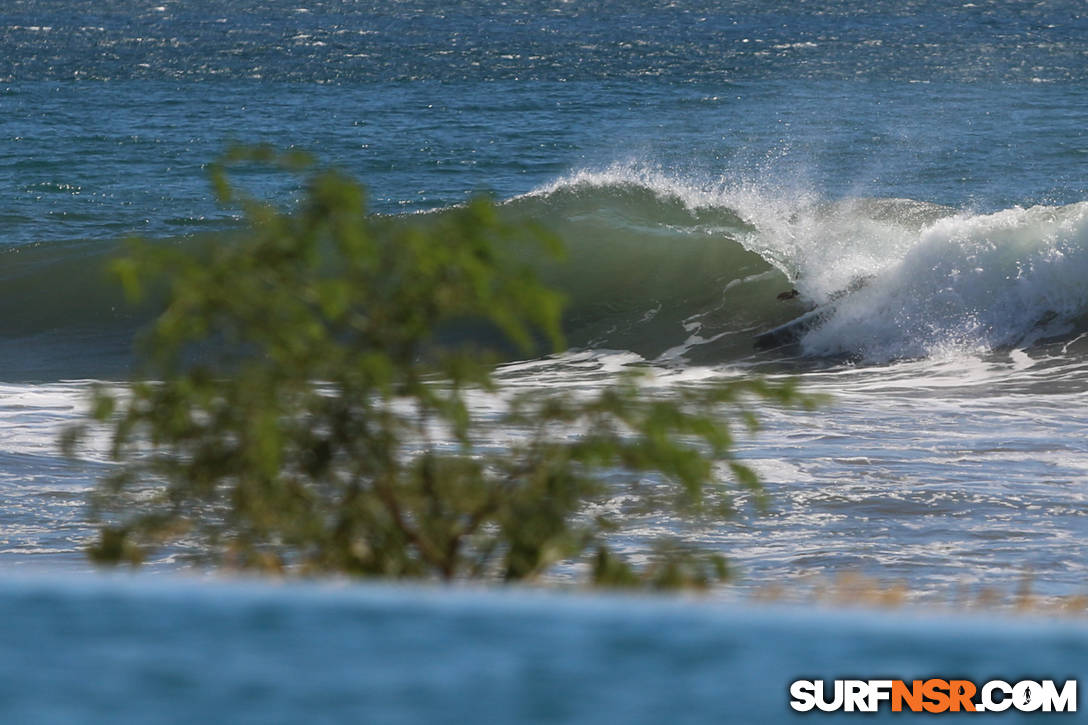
2;3;1088;720
3;1;1088;368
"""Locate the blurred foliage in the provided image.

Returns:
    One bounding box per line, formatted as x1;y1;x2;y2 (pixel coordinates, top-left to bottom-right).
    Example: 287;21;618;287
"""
63;146;817;589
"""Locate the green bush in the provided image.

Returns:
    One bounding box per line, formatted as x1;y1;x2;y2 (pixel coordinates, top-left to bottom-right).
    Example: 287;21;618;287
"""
63;146;815;589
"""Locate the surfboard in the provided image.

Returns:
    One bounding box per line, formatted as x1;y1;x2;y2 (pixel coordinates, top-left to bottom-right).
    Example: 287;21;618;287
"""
754;276;873;351
753;305;831;350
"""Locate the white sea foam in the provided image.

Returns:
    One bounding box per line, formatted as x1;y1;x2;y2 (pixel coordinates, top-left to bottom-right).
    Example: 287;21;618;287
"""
527;165;1088;362
800;202;1088;361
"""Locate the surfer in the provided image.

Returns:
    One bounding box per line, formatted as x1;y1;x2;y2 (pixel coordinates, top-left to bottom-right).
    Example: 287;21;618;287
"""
757;275;875;350
756;289;816;350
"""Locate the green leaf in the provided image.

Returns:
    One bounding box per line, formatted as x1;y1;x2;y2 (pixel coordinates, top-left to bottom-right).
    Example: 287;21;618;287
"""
61;145;820;591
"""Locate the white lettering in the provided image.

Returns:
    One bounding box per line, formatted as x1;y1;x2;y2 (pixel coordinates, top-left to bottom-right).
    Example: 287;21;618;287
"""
844;680;869;712
1014;681;1043;712
868;680;893;711
981;680;1013;712
789;680;816;712
815;680;844;712
1040;680;1077;713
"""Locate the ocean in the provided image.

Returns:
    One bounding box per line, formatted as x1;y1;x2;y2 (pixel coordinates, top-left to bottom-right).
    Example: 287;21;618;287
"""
2;0;1088;719
1;575;1085;724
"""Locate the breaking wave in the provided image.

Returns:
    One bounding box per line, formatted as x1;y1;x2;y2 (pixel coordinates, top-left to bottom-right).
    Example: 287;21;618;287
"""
504;166;1088;363
4;164;1088;377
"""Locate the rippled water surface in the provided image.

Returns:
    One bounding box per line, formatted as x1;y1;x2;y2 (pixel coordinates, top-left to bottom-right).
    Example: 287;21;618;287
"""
2;0;1088;611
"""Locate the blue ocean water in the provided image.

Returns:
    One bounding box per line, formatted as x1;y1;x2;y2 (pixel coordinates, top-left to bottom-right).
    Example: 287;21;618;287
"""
3;2;1088;370
2;2;1088;716
0;576;1084;724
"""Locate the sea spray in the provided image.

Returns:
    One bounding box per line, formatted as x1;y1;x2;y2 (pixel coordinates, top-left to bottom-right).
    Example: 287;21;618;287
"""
3;166;1088;372
801;202;1088;361
515;168;1088;362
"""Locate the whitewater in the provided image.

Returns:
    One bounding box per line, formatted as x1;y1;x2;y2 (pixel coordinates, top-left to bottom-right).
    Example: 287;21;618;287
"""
5;165;1088;604
6;3;1088;719
507;168;1088;364
2;0;1088;610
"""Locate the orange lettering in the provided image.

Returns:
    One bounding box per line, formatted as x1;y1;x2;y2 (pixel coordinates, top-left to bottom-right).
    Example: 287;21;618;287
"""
949;680;976;712
923;679;951;713
892;680;924;712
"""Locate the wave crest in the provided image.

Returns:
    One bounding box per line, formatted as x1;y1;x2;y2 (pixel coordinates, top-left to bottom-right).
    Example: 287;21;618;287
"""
801;202;1088;361
4;165;1088;376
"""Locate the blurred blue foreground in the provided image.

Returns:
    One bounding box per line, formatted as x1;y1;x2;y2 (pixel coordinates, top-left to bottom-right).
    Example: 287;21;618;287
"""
0;576;1083;723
